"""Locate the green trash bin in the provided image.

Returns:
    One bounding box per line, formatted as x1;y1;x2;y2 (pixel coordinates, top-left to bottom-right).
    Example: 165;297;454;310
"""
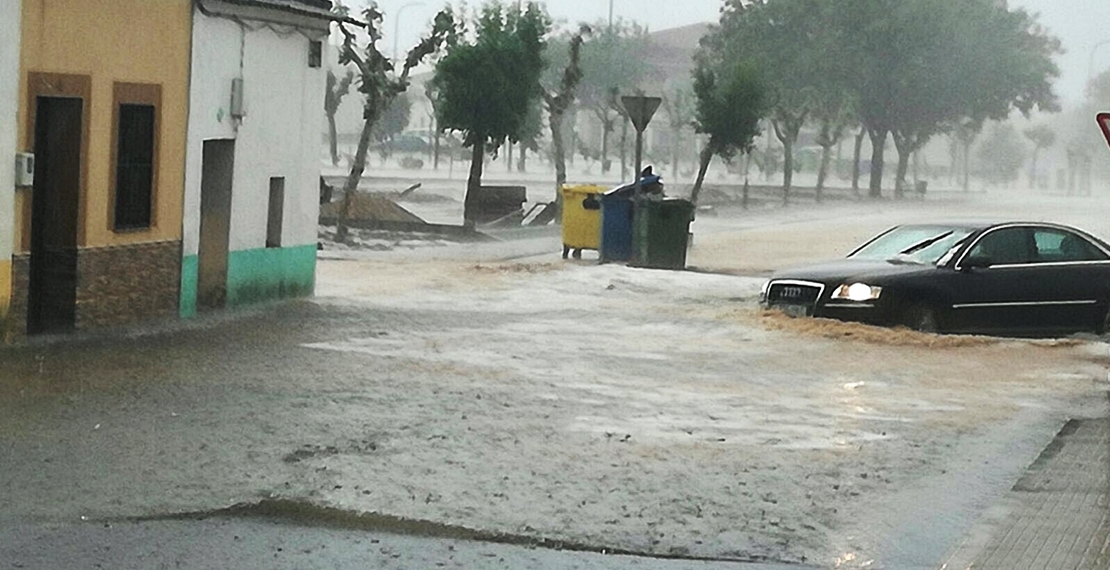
631;198;695;270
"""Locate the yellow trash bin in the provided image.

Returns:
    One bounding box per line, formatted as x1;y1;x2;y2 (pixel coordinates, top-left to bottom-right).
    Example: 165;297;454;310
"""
560;185;606;259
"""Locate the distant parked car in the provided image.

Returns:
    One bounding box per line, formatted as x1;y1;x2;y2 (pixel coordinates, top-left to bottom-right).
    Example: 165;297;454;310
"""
760;222;1110;336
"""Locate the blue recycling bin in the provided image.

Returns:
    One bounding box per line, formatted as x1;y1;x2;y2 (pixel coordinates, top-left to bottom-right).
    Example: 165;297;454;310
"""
598;174;663;263
599;193;634;262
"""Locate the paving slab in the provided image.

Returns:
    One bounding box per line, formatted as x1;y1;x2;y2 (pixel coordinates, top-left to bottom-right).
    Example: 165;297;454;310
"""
943;416;1110;570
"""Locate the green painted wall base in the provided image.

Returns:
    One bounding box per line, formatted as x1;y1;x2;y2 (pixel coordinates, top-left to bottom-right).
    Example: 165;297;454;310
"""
180;255;198;318
180;244;316;317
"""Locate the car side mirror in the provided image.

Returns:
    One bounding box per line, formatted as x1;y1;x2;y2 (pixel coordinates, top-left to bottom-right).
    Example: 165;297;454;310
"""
962;255;992;270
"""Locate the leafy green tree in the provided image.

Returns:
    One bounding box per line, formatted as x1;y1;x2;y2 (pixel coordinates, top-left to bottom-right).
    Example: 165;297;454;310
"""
661;82;696;180
952;118;984;192
977;122;1027;185
689;59;767;205
334;6;455;241
710;0;828;204
371;93;412;155
548;21;650;175
325;69;356;166
516;100;544;172
1023;124;1056;188
433;2;549;221
836;0;1060;197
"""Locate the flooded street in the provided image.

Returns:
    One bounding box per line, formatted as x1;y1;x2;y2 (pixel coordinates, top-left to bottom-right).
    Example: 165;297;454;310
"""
3;193;1110;568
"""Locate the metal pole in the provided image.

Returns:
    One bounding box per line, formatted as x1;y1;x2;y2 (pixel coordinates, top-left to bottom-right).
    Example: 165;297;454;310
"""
1088;39;1110;88
608;0;614;31
634;129;643;200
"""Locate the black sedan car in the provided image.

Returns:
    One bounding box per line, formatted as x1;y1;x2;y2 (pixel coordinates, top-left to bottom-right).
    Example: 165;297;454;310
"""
760;222;1110;335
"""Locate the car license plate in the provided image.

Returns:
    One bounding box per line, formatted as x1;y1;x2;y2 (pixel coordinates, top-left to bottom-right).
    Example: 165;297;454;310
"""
776;304;809;318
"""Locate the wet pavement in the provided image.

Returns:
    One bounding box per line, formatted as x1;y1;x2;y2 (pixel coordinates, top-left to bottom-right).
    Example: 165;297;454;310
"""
1;517;803;570
4;196;1110;567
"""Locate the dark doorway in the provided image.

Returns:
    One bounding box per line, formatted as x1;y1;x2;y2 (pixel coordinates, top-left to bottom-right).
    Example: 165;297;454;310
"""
197;139;234;310
28;97;83;334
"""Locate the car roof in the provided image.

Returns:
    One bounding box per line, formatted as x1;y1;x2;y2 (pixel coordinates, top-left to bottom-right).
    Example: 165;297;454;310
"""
894;221;1089;233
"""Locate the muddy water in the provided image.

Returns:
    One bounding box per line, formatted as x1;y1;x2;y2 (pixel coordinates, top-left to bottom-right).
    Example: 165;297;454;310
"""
5;193;1110;568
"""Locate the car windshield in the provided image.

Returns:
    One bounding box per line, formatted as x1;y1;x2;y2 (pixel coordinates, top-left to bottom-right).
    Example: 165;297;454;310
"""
849;226;976;264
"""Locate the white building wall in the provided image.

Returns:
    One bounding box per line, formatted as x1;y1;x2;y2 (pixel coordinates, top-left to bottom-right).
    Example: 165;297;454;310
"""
183;15;242;256
0;0;21;262
183;11;327;256
229;23;323;252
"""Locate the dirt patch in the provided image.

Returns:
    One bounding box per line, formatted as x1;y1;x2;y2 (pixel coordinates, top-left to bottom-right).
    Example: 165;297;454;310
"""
469;262;561;275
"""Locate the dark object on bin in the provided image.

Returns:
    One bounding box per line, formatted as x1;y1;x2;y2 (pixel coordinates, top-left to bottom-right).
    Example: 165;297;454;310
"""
605;175;664;200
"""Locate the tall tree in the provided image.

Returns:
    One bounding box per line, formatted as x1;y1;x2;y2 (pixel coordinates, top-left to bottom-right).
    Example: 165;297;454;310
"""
541;25;589;204
334;6;455;242
689;58;767;206
977;122;1027;185
837;0;1061;197
433;2;549;222
325;69;356;166
710;0;827;205
1023;124;1056;188
661;82;696;180
371;93;412;158
557;20;651;175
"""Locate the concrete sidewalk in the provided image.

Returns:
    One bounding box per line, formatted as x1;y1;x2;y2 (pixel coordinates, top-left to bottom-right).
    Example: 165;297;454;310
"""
943;415;1110;569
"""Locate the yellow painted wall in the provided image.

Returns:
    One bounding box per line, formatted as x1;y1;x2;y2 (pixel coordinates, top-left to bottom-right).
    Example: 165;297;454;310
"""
0;259;10;320
16;0;191;251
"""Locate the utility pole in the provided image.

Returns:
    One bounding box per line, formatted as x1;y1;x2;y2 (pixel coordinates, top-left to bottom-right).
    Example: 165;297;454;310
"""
392;2;425;64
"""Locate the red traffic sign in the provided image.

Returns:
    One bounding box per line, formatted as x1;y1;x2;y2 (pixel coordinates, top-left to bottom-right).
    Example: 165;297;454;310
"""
1099;113;1110;151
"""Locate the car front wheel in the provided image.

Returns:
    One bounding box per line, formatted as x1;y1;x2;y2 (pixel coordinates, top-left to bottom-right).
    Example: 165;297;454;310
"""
901;302;941;333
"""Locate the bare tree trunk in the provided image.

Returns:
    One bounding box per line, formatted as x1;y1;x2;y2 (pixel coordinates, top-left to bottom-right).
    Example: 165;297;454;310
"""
336;116;376;242
867;127;888;199
851;127;865;196
517;146;527;172
506;142;514;172
894;146;911;199
816;143;833;203
1028;147;1040;189
671;129;681;180
550;110;568;215
465;139;485;224
962;142;971;192
433;129;441;170
773;120;798;206
781;139;794;206
600;116;612;173
619;119;629;181
328;113;340;166
690;146;714;206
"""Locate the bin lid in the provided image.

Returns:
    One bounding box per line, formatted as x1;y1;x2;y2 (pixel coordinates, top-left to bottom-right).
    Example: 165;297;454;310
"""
605;175;663;198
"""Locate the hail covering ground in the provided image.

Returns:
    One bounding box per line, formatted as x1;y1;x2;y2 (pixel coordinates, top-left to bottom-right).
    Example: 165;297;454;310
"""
3;189;1110;567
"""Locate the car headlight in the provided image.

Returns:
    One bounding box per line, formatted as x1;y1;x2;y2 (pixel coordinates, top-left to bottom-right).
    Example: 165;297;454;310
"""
832;283;883;302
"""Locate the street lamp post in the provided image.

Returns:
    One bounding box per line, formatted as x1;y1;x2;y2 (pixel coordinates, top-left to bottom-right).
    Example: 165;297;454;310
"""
1087;39;1110;89
392;2;425;64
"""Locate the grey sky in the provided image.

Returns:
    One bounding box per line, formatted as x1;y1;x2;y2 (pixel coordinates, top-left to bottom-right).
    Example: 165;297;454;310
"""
372;0;1109;106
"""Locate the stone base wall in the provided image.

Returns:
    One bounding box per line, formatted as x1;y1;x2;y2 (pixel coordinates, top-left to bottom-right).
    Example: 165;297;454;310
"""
10;240;181;334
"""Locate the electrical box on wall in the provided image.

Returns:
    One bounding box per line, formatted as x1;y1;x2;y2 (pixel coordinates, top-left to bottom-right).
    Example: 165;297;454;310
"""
15;153;34;188
230;77;245;119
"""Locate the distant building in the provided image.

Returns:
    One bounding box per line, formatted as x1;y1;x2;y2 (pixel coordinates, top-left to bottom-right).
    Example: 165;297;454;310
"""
180;0;337;316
